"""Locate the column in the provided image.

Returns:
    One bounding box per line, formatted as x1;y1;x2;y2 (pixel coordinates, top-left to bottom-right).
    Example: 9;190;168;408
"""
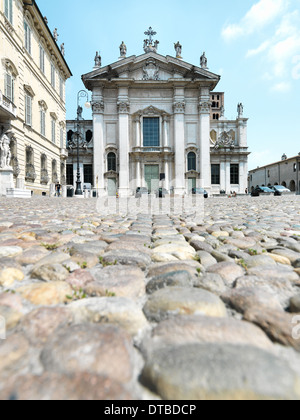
173;94;186;195
199;87;211;192
92;97;105;196
164;160;170;191
225;161;231;194
220;161;226;192
163;115;169;148
136;160;141;189
239;161;245;194
134;116;141;148
118;88;130;197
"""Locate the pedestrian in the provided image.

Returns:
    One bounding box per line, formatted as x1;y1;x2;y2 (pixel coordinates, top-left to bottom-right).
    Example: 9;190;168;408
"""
245;188;248;195
57;183;61;197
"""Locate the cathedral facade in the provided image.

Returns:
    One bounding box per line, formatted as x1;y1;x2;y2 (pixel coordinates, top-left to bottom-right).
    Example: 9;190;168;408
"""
73;31;249;197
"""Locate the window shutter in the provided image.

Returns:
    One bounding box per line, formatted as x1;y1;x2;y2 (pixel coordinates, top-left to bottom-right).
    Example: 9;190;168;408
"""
5;0;9;19
9;0;13;23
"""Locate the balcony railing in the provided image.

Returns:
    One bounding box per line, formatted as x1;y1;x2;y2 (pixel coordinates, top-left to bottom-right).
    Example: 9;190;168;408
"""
0;91;17;118
60;148;68;159
132;146;173;153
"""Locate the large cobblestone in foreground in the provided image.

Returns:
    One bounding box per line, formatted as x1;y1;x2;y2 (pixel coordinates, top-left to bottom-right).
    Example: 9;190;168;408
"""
0;196;299;400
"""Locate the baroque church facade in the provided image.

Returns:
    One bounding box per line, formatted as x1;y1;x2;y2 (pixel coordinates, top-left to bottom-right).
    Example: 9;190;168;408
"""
67;30;249;197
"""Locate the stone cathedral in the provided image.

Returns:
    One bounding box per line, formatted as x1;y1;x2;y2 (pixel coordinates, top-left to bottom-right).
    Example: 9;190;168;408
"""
69;29;249;197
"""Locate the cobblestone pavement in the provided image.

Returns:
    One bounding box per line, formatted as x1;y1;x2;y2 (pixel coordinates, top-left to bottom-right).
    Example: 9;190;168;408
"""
0;196;300;400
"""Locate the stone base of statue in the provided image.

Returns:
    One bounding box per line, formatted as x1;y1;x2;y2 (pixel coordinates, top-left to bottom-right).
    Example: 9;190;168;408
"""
0;169;31;198
6;188;31;198
0;167;14;196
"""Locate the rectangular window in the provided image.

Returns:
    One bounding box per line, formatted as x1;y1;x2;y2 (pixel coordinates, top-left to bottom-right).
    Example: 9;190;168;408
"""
5;0;13;24
60;128;64;148
84;165;93;185
59;77;64;99
51;64;56;88
211;164;220;185
51;119;56;143
66;164;74;186
143;117;160;147
24;21;31;54
5;73;14;102
40;110;46;137
25;94;32;126
39;45;45;74
230;164;239;184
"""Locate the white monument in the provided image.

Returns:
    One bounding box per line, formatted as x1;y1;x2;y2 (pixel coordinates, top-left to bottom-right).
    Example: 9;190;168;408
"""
0;131;31;198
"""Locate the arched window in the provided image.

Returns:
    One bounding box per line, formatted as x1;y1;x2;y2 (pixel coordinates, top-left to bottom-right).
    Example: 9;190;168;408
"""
52;159;58;183
107;152;116;172
67;130;74;144
86;130;93;143
187;152;196;172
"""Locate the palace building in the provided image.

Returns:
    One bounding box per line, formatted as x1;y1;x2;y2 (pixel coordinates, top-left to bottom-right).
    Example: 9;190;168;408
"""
67;29;249;197
0;0;71;195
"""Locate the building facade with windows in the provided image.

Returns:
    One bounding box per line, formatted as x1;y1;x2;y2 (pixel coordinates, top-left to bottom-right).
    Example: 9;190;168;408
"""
249;154;300;194
0;0;71;194
76;34;249;197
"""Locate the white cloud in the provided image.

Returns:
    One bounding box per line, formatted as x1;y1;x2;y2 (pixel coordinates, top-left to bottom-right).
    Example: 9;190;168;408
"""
243;8;300;91
222;0;288;41
271;81;292;92
246;40;271;57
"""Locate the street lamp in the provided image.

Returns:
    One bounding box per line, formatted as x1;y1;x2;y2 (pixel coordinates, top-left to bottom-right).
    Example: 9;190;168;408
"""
75;90;91;196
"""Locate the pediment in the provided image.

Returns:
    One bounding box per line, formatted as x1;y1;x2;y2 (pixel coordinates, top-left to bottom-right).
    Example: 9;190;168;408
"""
132;105;171;117
82;52;220;87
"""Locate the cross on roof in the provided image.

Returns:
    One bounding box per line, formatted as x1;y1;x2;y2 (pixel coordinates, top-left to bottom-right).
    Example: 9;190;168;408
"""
144;27;157;43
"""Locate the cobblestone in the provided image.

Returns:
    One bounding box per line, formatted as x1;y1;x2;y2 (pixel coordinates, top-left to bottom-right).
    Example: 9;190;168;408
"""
0;196;300;400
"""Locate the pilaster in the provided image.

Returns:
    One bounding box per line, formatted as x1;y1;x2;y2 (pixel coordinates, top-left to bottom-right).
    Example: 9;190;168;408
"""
92;88;105;196
173;87;186;195
117;87;130;197
199;87;211;192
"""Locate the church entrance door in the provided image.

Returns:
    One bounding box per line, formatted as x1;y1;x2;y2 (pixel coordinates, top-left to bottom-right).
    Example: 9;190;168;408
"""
188;177;196;193
145;165;159;193
108;178;117;196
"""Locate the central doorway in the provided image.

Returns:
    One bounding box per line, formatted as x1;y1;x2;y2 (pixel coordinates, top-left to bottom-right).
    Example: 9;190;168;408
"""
188;177;196;193
145;165;159;193
108;178;117;196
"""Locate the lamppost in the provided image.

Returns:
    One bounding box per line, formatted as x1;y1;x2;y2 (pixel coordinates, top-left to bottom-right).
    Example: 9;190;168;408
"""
75;90;91;196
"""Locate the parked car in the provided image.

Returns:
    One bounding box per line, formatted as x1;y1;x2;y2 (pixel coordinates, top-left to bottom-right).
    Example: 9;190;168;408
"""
135;187;149;198
256;186;274;195
270;185;291;196
191;188;209;199
155;188;169;198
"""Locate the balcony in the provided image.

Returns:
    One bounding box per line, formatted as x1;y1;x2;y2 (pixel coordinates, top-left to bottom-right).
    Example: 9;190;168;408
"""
132;146;173;154
0;91;17;120
60;148;68;159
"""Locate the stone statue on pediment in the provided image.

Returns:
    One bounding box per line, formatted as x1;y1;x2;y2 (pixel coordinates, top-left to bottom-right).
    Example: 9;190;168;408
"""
119;42;127;58
53;28;59;42
237;103;244;118
174;42;182;59
60;43;65;57
94;51;101;67
200;52;208;69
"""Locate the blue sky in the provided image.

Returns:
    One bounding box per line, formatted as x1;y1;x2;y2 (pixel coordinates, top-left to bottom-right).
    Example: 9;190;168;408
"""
38;0;300;170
